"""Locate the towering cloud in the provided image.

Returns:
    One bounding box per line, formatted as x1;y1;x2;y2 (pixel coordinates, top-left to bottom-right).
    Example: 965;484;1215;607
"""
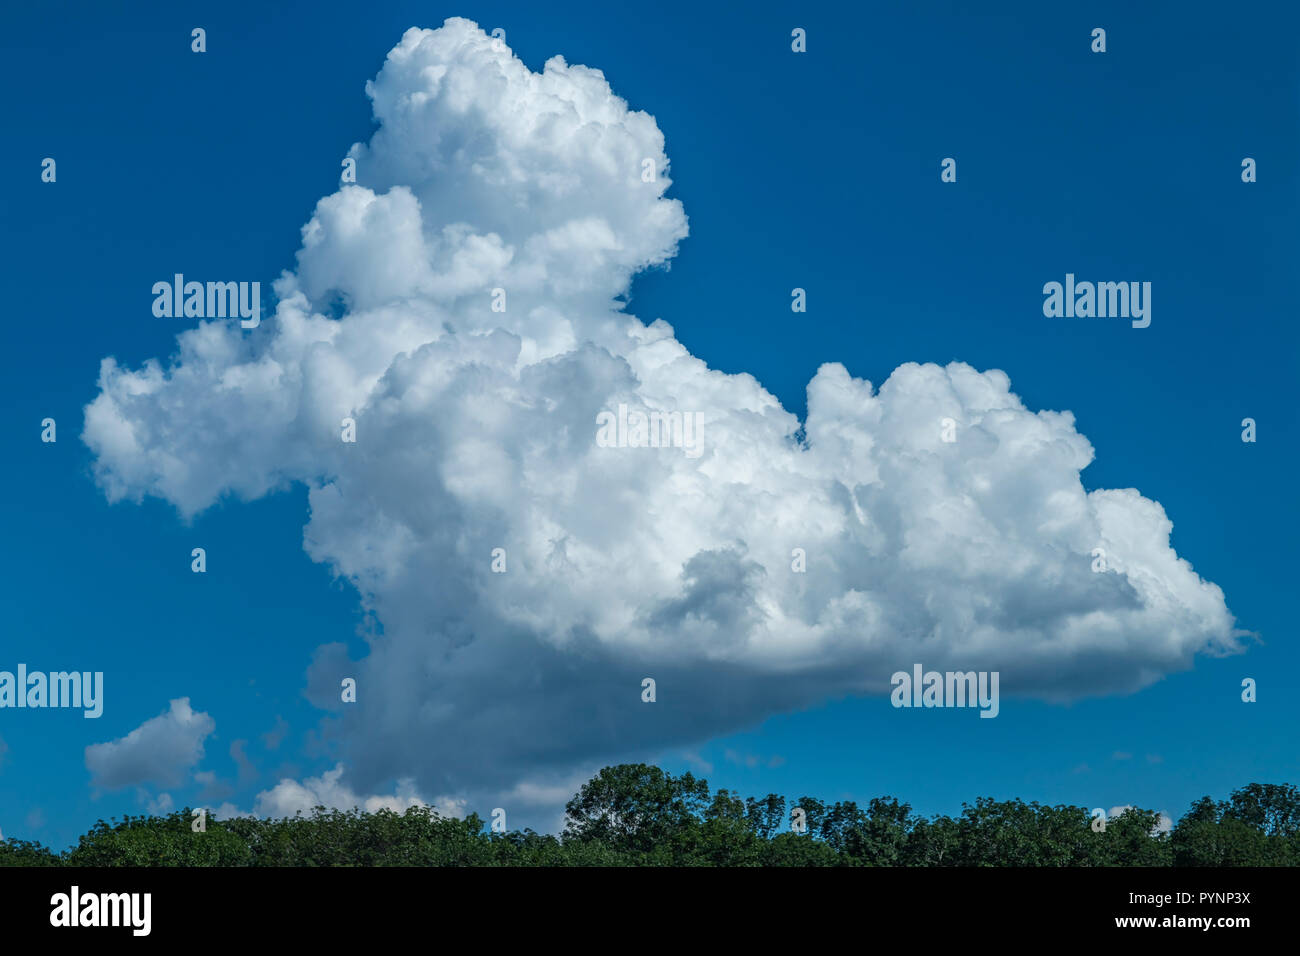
83;18;1242;803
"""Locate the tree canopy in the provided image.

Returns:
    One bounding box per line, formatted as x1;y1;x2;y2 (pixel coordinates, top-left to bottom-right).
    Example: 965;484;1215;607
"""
4;767;1296;866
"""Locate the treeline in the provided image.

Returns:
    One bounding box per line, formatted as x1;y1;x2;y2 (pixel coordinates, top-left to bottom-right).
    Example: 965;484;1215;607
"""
4;765;1298;866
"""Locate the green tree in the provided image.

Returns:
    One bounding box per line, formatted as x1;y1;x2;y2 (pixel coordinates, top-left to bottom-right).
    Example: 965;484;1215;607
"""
903;815;960;866
562;764;709;861
1095;808;1172;866
761;831;843;866
744;793;786;839
0;837;62;866
66;810;251;866
1172;818;1273;866
1221;783;1300;837
4;769;1296;867
841;798;910;865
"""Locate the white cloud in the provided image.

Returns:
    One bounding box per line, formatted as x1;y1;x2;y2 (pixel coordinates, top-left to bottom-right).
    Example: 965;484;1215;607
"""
250;763;446;817
724;749;785;770
1107;805;1174;835
82;18;1245;803
85;698;215;791
682;751;714;774
146;792;174;814
261;715;290;751
213;802;253;821
217;764;580;831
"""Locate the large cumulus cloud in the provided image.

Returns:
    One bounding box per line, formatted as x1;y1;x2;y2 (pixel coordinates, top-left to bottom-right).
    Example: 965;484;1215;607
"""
83;18;1243;802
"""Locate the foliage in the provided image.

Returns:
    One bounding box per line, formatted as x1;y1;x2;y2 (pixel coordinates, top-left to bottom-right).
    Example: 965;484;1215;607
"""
3;770;1294;866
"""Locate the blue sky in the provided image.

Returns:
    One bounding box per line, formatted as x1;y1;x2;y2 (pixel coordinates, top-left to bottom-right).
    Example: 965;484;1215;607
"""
1;0;1296;849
